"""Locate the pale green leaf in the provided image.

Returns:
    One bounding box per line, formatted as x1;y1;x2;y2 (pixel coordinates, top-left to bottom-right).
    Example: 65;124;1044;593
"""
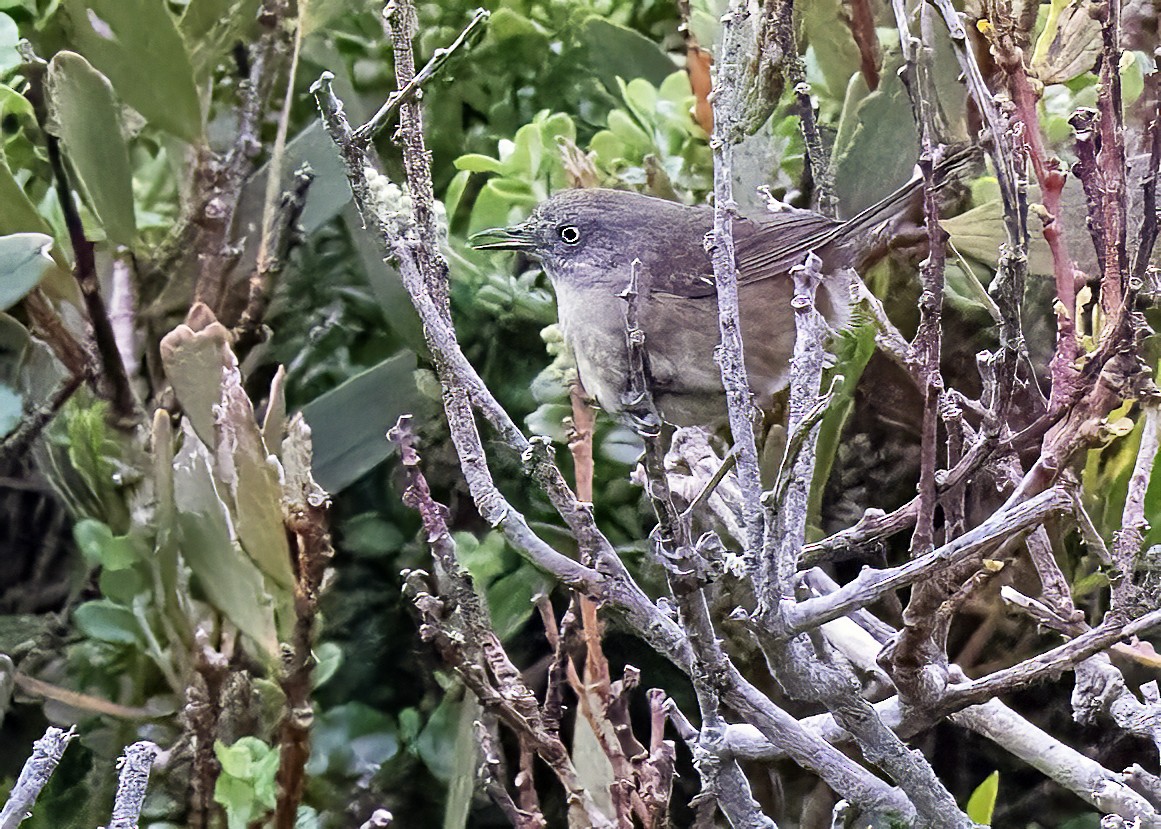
73;517;140;570
63;0;203;142
442;695;479;829
941;201;1055;276
0;382;20;437
159;319;231;449
0;13;19;75
572;707;614;816
173;423;280;661
73;599;143;645
830;67;918;215
46;52;137;246
161;318;293;590
0;232;53;311
312;641;342;689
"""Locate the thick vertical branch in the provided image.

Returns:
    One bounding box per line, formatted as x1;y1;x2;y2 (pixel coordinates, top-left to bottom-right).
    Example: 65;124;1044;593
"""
1094;0;1128;312
709;0;764;560
191;0;290;315
383;1;451;323
760;253;826;609
274;473;334;829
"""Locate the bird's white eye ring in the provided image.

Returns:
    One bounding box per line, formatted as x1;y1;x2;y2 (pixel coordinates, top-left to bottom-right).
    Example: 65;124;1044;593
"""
559;225;580;245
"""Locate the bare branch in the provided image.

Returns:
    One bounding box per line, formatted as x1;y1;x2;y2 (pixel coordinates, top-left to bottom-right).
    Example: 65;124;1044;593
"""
709;0;765;559
108;742;159;829
0;727;75;829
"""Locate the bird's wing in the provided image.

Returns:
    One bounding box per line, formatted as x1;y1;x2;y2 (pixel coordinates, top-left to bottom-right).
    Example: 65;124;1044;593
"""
644;211;846;299
732;211;845;284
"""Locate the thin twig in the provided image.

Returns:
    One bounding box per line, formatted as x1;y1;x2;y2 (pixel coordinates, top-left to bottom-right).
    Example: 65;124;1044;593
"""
1110;402;1161;608
0;374;83;465
354;8;489;145
235;166;315;353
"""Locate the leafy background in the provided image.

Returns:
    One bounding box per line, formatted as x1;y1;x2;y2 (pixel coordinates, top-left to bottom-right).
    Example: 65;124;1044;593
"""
0;0;1154;826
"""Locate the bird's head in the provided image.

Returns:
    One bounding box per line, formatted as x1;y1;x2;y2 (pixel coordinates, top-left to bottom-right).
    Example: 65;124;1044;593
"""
471;189;703;288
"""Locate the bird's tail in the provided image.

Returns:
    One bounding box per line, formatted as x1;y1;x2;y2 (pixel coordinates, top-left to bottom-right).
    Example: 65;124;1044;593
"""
835;144;979;245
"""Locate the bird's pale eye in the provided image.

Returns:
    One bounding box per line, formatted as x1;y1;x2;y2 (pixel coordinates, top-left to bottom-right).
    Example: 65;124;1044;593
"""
558;225;580;245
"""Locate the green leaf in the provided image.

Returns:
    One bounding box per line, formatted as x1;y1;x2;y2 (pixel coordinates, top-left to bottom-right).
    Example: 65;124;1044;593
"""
301;351;431;493
0;12;19;75
312;641;342;689
45;52;137;246
73;599;143;645
0;382;21;437
308;702;398;777
238;121;352;237
415;694;464;782
486;566;549;641
801;0;861;99
1031;0;1101;84
806;322;877;530
0;233;53;312
300;0;356;37
73;518;140;570
0;156;56;241
342;205;426;352
63;0;203;142
830;67;918;215
181;0;260;80
966;770;999;825
578;16;676;92
0;310;30;371
173;423;280;661
442;694;479;829
453;153;509;174
0;83;34;120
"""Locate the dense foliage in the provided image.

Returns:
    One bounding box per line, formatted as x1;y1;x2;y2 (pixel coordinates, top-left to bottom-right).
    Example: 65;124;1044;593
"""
1;0;1160;827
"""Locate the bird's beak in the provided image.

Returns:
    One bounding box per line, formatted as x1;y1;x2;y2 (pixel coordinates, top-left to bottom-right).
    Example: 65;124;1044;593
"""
469;222;536;251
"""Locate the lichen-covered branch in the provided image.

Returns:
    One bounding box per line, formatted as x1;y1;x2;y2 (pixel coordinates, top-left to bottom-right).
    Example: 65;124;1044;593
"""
0;727;75;829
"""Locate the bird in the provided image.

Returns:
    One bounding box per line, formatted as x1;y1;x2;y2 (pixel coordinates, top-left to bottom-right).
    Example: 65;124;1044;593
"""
472;159;967;430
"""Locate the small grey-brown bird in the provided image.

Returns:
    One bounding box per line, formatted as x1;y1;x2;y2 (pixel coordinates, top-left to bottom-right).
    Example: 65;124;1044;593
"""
473;162;964;428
